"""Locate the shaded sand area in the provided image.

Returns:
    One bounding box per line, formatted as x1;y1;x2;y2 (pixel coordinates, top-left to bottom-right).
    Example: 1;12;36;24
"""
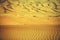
0;25;60;40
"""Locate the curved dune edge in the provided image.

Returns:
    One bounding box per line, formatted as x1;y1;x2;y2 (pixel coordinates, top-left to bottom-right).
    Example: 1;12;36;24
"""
0;14;60;25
